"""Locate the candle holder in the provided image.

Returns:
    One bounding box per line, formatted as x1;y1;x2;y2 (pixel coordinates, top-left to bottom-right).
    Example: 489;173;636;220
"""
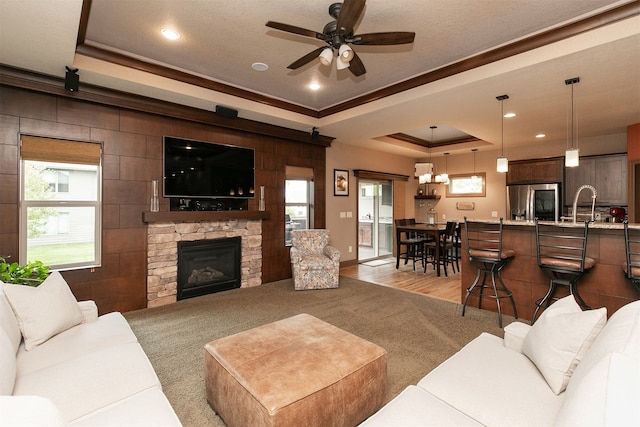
151;180;159;212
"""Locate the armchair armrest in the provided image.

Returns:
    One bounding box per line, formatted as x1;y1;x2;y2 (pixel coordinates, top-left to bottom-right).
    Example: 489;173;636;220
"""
503;321;531;353
78;300;98;323
290;247;302;264
324;246;341;261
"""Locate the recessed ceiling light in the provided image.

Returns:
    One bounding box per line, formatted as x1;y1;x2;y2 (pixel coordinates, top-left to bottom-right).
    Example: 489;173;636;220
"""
252;62;269;72
504;112;516;118
309;82;321;91
536;133;546;138
161;28;180;40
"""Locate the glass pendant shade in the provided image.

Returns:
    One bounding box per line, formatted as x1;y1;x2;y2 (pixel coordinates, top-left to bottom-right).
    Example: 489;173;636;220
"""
565;148;580;167
318;48;333;66
497;156;509;173
339;44;354;62
336;56;349;70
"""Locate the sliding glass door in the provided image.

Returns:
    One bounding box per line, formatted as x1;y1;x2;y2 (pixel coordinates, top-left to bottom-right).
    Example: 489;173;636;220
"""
357;179;393;261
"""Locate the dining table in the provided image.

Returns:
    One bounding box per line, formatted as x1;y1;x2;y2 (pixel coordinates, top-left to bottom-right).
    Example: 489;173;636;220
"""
395;223;447;276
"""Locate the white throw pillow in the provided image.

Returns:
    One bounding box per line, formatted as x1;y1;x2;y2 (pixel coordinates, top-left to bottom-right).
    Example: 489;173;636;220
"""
522;295;607;394
3;271;83;351
555;352;640;426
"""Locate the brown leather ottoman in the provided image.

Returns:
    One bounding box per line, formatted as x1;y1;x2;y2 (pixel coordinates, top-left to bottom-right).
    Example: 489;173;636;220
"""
204;313;387;427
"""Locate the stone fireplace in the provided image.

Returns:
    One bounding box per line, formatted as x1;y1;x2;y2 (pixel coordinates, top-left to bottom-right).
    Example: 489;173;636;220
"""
146;217;263;307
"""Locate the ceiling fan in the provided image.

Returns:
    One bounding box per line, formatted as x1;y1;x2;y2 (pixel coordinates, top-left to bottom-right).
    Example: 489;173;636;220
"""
266;0;415;77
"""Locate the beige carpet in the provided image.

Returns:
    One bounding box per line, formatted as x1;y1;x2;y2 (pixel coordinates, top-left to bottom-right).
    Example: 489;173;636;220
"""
124;277;515;427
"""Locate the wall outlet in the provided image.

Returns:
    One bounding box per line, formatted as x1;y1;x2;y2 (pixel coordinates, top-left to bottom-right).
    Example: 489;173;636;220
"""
346;211;352;218
442;214;446;220
492;211;498;218
340;212;346;219
348;246;353;253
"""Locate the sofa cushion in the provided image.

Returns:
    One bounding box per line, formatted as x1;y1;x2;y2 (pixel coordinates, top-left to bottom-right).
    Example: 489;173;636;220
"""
417;333;563;427
359;385;482;426
0;283;22;355
0;332;16;395
569;299;640;389
69;388;182;426
555;352;640;426
3;272;84;350
16;312;138;376
522;295;606;394
13;342;161;422
0;395;66;426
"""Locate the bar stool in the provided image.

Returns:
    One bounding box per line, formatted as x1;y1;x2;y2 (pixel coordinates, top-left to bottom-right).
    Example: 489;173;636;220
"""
623;220;640;294
462;217;518;328
533;219;595;324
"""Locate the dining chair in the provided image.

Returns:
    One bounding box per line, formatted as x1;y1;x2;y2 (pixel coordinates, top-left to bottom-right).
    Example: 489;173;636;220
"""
424;221;457;276
395;219;427;270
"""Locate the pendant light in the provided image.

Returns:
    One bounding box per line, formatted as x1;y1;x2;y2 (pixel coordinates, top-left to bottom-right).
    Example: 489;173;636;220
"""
425;125;436;183
471;148;480;183
496;94;509;173
565;77;580;167
441;152;449;184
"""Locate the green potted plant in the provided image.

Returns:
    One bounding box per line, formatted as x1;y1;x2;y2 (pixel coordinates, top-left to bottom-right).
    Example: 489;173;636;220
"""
0;257;50;286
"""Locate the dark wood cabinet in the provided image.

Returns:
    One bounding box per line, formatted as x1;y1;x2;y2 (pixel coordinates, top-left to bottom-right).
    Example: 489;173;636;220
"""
506;157;563;185
564;154;627;206
565;157;597;205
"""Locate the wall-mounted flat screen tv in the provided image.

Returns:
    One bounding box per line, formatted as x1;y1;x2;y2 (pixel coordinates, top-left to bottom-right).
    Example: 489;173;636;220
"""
163;136;255;199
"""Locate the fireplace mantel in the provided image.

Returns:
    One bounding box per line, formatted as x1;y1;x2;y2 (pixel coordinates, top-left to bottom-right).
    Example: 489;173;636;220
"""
143;210;270;223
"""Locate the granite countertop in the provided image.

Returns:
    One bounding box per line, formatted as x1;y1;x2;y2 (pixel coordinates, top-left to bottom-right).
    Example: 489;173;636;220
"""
501;220;629;230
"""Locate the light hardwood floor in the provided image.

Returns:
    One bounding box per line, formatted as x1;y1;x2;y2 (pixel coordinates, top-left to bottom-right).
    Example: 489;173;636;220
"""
340;257;462;304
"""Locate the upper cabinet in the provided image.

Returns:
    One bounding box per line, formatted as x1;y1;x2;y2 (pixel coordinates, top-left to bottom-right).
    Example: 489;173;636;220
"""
564;154;628;206
506;157;563;185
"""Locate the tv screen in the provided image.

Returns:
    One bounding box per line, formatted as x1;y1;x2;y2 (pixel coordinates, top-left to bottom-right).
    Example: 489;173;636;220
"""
163;136;255;199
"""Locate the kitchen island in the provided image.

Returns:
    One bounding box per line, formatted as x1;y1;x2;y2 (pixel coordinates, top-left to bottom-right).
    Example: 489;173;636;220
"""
460;220;639;322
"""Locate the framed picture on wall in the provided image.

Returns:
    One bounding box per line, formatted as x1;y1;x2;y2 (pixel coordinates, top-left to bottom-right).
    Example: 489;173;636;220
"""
334;169;349;196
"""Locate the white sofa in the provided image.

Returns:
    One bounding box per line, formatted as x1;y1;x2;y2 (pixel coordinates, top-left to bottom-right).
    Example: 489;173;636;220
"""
361;296;640;426
1;272;181;426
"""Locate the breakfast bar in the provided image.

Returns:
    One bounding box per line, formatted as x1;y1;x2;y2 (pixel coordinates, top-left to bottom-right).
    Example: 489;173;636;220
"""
460;220;639;321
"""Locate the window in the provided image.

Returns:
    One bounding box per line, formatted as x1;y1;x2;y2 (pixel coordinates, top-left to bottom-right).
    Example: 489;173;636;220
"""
285;166;314;246
446;172;486;197
20;136;102;270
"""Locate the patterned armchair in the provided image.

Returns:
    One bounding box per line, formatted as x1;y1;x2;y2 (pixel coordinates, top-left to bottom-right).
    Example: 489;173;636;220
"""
290;229;341;290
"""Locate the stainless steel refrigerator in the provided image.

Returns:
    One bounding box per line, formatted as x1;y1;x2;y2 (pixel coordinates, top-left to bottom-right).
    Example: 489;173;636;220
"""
506;183;560;222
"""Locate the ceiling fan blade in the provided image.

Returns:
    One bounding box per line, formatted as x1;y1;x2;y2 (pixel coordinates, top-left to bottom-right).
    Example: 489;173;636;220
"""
351;32;416;45
336;0;366;35
266;21;327;41
287;47;327;70
348;51;366;77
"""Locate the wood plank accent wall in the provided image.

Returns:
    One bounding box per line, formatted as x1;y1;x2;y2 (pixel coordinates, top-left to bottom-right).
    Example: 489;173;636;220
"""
0;85;326;315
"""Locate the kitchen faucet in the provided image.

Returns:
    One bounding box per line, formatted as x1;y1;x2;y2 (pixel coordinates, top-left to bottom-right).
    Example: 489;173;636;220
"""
572;184;597;223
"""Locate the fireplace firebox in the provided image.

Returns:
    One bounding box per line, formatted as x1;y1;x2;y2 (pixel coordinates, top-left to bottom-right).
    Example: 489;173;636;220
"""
177;237;241;300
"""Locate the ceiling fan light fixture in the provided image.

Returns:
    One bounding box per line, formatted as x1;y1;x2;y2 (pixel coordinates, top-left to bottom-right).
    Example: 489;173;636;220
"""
318;48;333;66
336;55;350;70
339;44;354;62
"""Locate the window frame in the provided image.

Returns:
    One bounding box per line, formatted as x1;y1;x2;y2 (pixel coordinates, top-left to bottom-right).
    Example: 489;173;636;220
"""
19;136;103;270
445;172;486;197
